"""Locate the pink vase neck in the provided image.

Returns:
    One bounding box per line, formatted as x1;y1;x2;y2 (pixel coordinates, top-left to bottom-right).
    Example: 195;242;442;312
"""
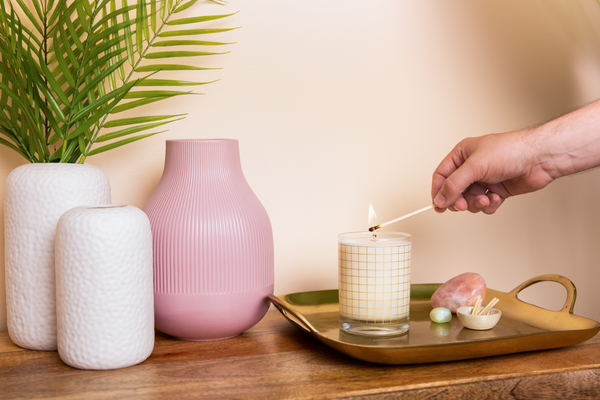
163;139;243;177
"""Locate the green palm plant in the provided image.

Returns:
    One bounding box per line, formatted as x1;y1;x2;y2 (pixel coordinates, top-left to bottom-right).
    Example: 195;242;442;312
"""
0;0;235;163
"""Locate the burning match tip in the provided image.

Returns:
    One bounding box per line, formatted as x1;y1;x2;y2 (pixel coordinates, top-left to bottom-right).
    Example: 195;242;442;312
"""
368;225;380;232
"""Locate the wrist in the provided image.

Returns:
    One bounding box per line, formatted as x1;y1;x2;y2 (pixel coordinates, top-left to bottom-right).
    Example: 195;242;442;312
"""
527;101;600;179
522;125;566;181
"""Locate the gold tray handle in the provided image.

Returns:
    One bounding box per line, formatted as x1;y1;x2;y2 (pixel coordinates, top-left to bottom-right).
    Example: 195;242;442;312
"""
508;274;577;314
268;294;318;334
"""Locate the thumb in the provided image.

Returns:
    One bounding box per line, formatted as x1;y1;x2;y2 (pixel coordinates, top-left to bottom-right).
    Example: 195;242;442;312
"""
433;163;477;209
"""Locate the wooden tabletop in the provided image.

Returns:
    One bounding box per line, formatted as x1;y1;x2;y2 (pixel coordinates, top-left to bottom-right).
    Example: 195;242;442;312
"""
2;310;600;399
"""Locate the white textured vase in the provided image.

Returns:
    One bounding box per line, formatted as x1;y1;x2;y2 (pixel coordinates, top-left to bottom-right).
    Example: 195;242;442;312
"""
4;163;111;351
55;205;154;370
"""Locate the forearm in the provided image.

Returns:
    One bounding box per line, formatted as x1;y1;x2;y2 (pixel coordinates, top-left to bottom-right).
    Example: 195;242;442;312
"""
530;99;600;179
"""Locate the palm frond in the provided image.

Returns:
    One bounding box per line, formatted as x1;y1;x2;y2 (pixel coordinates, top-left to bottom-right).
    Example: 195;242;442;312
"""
0;0;236;163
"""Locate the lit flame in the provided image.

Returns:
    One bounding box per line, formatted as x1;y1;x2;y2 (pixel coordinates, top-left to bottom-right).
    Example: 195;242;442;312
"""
368;204;378;226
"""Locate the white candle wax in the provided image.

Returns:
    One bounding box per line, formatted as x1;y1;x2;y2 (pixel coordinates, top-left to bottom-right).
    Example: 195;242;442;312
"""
338;232;411;324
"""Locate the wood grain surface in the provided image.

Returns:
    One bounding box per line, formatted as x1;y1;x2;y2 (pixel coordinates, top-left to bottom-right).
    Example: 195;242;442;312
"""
1;311;600;399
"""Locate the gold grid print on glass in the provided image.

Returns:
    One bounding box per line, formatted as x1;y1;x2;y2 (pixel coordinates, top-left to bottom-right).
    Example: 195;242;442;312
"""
338;243;411;323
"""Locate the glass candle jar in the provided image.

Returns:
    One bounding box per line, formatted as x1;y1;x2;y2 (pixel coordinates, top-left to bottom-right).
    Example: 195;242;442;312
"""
338;231;412;336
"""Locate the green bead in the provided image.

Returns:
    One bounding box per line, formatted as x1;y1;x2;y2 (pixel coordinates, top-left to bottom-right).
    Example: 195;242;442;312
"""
430;307;452;323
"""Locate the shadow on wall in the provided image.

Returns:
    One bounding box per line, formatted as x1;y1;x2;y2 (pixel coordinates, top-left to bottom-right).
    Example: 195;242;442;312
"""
429;0;600;122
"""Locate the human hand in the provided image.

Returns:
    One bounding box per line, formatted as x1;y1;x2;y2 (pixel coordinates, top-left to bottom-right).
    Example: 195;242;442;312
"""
431;130;556;214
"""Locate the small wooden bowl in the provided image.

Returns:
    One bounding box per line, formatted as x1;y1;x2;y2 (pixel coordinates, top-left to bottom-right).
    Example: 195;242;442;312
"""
456;306;502;330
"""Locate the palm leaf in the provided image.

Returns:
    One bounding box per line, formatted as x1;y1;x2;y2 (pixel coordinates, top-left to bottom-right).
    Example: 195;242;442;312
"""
70;81;137;126
38;53;70;106
93;4;137;29
0;136;27;158
145;50;227;58
110;95;179;114
87;131;163;156
159;27;237;37
104;114;186;128
135;64;218;72
167;12;237;25
133;78;217;86
152;39;233;46
96;117;184;142
175;0;200;13
73;56;129;104
124;90;197;98
12;0;43;36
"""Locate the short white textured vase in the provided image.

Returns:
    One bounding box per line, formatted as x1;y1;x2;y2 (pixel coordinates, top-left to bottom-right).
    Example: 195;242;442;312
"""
55;205;154;370
4;163;111;351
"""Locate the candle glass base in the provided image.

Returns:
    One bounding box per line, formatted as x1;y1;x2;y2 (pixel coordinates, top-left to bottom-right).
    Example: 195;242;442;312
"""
340;316;409;337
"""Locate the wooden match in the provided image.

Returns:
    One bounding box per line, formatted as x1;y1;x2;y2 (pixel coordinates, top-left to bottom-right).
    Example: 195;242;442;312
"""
471;295;482;315
478;298;499;316
368;205;434;232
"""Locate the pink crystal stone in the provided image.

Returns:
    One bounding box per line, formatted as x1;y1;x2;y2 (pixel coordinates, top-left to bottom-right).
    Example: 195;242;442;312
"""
430;272;486;313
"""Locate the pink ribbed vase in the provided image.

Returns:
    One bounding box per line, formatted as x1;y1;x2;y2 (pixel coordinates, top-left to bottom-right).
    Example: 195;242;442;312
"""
143;139;274;341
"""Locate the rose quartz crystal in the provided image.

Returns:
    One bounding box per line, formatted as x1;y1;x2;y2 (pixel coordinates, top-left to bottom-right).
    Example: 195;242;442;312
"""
431;272;486;313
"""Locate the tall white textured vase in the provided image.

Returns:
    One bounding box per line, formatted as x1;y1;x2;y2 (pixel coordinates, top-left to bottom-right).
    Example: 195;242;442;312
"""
4;163;111;351
55;205;154;370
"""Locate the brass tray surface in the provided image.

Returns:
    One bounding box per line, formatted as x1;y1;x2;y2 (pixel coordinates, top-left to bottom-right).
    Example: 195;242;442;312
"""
268;274;600;364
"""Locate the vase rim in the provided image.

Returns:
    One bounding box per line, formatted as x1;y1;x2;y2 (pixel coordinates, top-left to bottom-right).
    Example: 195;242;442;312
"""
84;204;128;209
166;138;237;143
18;162;93;166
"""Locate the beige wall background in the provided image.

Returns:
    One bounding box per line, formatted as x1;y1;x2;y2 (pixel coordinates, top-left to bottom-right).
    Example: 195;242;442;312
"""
2;0;600;331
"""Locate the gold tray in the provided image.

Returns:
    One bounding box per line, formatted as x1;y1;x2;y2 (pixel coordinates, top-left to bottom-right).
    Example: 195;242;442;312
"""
268;274;600;364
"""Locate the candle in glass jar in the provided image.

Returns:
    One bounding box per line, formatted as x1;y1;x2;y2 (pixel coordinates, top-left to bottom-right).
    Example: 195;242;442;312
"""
338;232;411;335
